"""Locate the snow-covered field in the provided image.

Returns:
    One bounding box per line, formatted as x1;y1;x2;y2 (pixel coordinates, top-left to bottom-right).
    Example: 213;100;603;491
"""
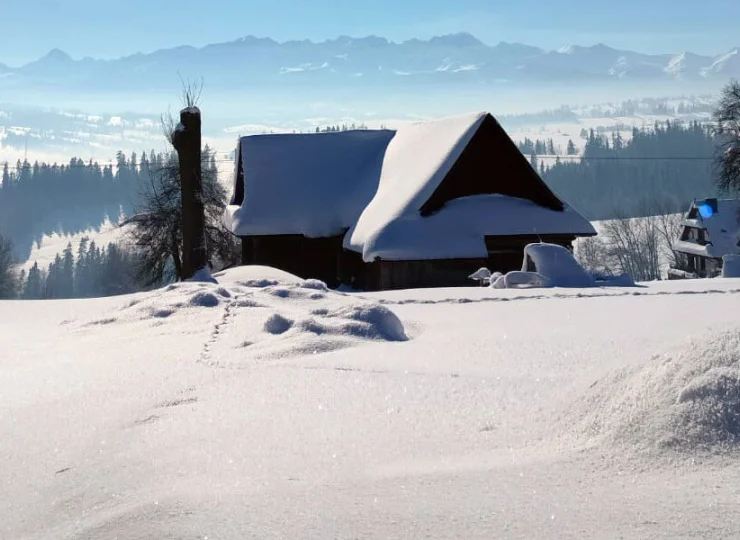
2;266;740;539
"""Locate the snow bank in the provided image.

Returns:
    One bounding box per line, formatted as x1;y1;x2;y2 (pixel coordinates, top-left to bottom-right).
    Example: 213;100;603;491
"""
523;243;595;288
593;273;636;287
489;243;600;289
76;267;408;363
722;254;740;278
212;265;303;287
186;267;218;284
491;271;551;289
576;328;740;454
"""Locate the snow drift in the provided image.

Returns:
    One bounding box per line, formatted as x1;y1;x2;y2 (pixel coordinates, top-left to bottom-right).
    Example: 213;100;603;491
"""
76;267;408;364
576;328;740;454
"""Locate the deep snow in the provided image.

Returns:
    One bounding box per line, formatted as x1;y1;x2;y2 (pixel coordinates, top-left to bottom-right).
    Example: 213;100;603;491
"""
2;267;740;539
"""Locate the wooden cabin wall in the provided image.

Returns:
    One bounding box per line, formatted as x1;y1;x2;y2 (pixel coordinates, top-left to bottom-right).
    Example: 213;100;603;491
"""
241;233;579;291
348;234;578;291
240;234;345;287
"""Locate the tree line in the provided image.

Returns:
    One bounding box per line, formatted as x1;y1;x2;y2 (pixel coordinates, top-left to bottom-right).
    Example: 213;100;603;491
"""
18;238;142;300
517;137;578;156
0;152;148;261
541;120;718;220
0;145;236;300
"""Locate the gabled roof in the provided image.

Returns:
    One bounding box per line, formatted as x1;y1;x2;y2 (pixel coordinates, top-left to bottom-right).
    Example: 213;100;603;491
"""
225;128;395;238
224;112;596;261
675;198;740;258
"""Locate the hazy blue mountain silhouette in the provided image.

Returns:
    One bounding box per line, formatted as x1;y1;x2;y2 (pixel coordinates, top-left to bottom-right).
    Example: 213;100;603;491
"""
1;34;738;93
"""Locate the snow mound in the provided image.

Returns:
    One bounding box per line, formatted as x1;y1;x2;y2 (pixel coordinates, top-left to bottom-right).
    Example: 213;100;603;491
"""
186;267;218;284
491;271;551;289
469;267;491;283
576;328;740;454
593;273;636;287
213;265;303;287
326;304;408;342
75;268;408;364
189;290;221;307
300;279;329;291
264;313;294;335
523;243;595;288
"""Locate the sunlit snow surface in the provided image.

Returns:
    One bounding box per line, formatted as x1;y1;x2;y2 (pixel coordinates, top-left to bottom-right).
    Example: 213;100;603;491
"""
2;266;740;539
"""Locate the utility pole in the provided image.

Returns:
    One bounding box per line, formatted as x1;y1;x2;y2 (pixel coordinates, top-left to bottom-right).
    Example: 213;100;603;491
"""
171;106;207;280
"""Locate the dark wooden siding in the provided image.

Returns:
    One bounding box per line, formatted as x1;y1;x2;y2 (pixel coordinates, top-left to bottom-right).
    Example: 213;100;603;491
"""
240;234;345;287
230;153;245;206
420;114;564;217
342;234;577;291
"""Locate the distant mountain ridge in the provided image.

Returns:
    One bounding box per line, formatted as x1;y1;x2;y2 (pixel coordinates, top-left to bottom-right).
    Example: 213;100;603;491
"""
1;33;738;93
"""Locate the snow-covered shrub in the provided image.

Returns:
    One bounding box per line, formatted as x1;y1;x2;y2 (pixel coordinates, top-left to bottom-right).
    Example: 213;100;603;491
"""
468;267;492;285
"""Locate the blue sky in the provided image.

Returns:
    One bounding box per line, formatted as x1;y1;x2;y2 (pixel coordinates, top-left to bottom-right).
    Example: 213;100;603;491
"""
2;0;738;65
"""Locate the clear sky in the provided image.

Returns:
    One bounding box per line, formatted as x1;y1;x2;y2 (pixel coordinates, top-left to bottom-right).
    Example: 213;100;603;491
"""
2;0;738;66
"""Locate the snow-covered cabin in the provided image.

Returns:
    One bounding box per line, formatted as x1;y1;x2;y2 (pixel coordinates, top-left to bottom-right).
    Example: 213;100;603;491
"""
670;198;740;279
223;112;596;290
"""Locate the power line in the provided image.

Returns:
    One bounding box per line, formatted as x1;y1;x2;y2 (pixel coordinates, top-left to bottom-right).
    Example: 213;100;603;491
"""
0;156;718;172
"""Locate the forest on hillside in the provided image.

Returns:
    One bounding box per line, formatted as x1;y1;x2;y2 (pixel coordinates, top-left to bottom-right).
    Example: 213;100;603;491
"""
0;149;219;261
0;120;721;275
542;121;718;219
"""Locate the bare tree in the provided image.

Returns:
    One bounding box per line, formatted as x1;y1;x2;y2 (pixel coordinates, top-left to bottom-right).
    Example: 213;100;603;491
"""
652;207;684;269
601;216;662;282
123;79;238;285
121;149;239;286
714;79;740;195
575;235;613;276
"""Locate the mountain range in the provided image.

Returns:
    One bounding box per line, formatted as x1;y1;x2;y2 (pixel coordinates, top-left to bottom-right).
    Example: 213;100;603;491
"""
0;33;738;94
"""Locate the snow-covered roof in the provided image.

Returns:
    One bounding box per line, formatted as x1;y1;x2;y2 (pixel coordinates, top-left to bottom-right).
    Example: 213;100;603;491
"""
351;194;595;261
675;198;740;259
225;112;595;261
224;129;395;237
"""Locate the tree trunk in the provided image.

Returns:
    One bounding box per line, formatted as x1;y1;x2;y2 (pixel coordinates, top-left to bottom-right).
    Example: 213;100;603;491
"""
172;107;206;280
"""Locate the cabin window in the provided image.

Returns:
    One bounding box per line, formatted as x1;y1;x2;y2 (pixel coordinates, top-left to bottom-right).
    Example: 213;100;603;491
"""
683;227;708;245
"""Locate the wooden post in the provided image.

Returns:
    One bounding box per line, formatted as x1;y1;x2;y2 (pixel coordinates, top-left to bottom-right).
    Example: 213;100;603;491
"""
172;107;207;280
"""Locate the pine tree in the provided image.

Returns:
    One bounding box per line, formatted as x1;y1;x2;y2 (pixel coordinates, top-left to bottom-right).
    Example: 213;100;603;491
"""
0;232;16;299
74;237;89;297
23;262;43;300
567;139;577;155
61;243;75;298
547;139;556;155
